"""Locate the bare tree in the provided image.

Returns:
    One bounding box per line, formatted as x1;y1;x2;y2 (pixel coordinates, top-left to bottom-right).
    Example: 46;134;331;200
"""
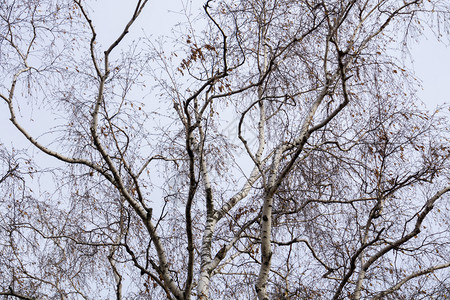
1;0;449;299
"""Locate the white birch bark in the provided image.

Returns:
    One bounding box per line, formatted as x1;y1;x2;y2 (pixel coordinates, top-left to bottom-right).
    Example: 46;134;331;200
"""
197;71;267;300
197;120;216;299
353;221;370;299
255;152;281;300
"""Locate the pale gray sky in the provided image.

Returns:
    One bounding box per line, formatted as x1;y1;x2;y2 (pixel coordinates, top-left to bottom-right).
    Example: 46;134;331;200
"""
410;36;450;109
1;0;448;150
88;0;449;109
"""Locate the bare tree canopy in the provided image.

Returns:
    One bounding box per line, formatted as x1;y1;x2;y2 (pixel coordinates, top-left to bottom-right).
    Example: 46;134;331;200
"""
1;0;449;299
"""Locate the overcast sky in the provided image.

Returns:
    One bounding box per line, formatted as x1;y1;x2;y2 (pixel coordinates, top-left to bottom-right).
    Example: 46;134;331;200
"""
88;0;449;109
410;35;450;109
1;0;449;150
